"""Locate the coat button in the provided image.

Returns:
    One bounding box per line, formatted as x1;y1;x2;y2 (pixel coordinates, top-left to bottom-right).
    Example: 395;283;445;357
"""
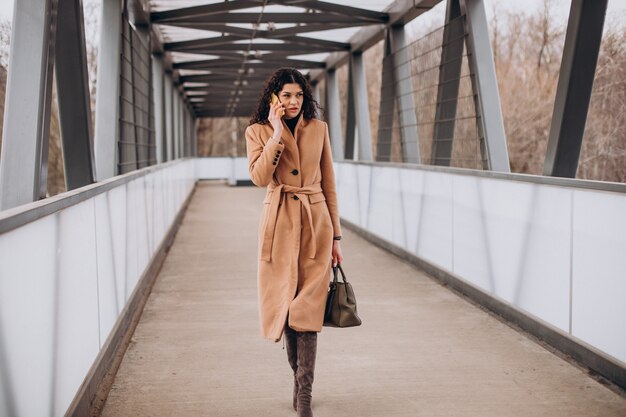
291;169;299;175
293;195;299;200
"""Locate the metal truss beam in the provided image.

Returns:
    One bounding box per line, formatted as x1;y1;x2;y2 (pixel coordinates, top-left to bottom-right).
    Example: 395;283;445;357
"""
543;0;608;178
344;59;356;160
325;69;344;161
164;74;174;161
309;0;443;83
277;35;351;50
55;0;95;190
95;0;123;180
164;21;368;37
165;35;248;50
151;0;262;22
349;52;372;161
0;0;57;209
168;43;344;55
179;74;269;84
376;30;395;162
173;58;325;70
391;25;419;163
462;0;510;172
431;0;463;166
274;0;389;22
157;13;373;25
152;54;166;163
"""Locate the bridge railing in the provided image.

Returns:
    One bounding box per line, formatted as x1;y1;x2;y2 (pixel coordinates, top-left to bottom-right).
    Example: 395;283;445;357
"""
0;158;195;417
334;159;626;387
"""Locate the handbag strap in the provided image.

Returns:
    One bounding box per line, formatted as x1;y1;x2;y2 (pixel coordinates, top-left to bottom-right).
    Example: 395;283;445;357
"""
332;263;348;284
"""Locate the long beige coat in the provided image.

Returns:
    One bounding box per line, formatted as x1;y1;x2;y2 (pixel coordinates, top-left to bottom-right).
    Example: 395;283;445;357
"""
245;113;342;342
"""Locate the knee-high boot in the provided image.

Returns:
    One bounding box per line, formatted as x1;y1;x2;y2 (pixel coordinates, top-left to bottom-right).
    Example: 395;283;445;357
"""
284;325;299;411
295;331;317;417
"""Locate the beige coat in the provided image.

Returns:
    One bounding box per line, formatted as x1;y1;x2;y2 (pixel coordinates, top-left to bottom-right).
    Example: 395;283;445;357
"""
245;113;342;342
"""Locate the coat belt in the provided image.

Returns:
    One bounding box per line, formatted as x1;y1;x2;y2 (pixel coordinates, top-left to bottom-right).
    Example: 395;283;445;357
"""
261;182;324;262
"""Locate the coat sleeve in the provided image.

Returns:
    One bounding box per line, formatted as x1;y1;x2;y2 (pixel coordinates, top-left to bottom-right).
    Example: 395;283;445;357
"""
320;121;342;238
245;125;285;187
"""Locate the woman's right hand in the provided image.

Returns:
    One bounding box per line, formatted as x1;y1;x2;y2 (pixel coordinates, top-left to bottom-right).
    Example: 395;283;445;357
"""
268;99;284;141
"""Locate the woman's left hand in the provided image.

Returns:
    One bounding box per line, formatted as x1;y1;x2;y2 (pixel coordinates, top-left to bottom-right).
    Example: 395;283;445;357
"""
332;240;343;267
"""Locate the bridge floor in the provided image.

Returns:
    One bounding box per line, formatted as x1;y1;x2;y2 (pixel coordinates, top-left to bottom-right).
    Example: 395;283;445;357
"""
99;181;626;417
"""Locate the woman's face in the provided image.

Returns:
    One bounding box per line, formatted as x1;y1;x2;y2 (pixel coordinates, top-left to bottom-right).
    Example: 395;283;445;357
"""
278;83;304;119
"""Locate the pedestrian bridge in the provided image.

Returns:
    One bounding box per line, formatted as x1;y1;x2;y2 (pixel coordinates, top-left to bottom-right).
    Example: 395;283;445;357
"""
0;0;625;416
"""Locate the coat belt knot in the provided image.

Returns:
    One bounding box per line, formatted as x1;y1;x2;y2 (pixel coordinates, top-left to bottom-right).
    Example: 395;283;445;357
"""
261;182;324;262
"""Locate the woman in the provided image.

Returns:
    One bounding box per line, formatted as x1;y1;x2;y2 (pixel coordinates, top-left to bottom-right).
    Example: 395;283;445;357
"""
245;67;344;417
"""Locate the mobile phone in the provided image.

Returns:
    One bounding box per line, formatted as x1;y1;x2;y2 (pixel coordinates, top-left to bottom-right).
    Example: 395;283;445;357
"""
270;93;285;118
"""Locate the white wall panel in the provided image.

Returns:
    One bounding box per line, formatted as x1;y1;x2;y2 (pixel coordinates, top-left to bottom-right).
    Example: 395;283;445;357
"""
399;169;424;255
54;200;100;417
195;157;232;180
0;215;57;417
335;161;626;366
0;158;197;417
368;167;395;242
94;192;120;345
336;163;360;225
511;185;571;331
572;190;626;363
417;171;453;270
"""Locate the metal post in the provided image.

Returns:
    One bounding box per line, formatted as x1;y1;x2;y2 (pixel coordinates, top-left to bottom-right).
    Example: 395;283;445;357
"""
164;74;174;161
94;0;123;180
55;0;95;190
391;24;420;164
376;29;395;162
543;0;608;178
176;92;183;158
152;54;166;163
0;0;58;210
344;62;356;160
325;69;344;161
172;87;179;159
311;81;320;105
461;0;510;172
191;115;197;157
432;0;464;166
183;105;189;157
350;52;373;161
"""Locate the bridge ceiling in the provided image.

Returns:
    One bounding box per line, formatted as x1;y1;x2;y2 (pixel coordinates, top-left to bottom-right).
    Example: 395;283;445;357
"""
148;0;393;118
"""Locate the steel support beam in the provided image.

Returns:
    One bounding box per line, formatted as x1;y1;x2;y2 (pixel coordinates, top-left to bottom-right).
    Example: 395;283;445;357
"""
310;0;443;83
350;52;373;161
192;116;198;156
391;25;420;164
344;63;356;160
152;54;166;163
173;91;180;159
55;0;95;190
325;69;344;161
376;30;395;162
151;0;261;22
432;0;464;166
543;0;608;178
94;0;123;180
164;74;174;161
462;0;510;172
0;0;57;210
178;93;184;158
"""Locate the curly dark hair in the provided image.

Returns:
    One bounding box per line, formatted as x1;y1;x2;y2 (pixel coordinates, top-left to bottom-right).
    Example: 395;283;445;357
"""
249;67;322;125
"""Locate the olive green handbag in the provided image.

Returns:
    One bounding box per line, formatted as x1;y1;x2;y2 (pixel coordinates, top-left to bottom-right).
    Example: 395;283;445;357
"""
323;263;362;328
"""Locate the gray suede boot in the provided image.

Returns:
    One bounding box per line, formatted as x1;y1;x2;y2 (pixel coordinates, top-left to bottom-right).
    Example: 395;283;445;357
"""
284;325;299;411
295;331;317;417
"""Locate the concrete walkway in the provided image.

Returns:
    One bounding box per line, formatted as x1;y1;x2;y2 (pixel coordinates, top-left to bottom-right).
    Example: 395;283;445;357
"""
100;181;626;417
